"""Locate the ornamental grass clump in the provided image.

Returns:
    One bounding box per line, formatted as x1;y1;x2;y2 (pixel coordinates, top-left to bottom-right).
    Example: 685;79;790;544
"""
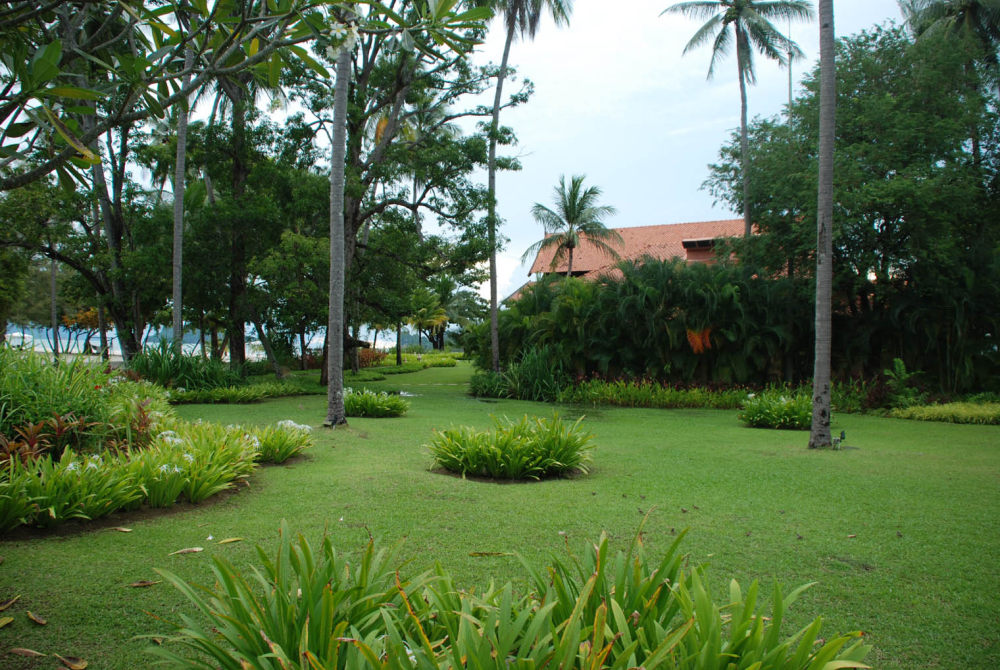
126;340;242;390
428;414;594;480
249;422;313;463
343;388;410;418
738;391;813;429
150;522;871;669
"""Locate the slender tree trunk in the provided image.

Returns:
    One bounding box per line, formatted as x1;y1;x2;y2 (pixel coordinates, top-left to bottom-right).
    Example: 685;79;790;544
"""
49;255;60;362
396;323;402;366
809;0;836;449
325;45;352;428
737;40;752;239
299;330;308;370
225;85;250;373
97;303;109;361
487;25;516;372
566;246;574;277
248;303;284;379
172;49;193;352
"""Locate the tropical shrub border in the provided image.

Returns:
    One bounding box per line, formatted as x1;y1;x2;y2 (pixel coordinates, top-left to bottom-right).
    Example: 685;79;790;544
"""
150;522;872;669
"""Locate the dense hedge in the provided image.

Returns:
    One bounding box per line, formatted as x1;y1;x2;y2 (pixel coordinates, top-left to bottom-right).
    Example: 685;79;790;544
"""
466;260;999;392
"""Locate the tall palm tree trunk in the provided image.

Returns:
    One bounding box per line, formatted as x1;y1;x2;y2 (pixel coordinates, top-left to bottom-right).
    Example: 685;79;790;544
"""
737;36;752;239
325;46;352;428
172;51;192;352
487;24;516;372
809;0;836;448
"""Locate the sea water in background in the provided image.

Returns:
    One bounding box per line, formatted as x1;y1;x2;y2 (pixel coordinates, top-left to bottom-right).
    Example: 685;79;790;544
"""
3;324;403;362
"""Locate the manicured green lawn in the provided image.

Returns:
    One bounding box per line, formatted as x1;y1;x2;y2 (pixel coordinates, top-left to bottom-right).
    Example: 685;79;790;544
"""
2;361;998;669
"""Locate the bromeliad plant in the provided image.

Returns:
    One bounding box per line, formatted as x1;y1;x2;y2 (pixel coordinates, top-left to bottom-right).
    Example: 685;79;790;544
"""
427;414;594;480
150;521;872;669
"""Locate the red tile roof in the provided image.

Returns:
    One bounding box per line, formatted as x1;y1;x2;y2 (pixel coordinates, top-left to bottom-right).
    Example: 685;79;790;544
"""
527;219;744;277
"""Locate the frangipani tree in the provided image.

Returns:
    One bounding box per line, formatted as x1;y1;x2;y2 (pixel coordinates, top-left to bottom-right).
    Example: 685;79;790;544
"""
322;0;493;427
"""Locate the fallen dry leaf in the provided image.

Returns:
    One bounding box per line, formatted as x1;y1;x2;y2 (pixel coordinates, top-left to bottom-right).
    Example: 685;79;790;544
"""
127;580;161;588
0;617;13;629
847;534;857;539
111;527;132;533
168;547;204;556
27;611;47;625
53;654;88;669
0;595;20;611
10;648;47;657
468;551;513;557
217;537;244;545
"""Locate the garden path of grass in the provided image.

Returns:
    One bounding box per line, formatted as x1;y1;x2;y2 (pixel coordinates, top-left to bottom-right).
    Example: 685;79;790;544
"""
1;361;998;669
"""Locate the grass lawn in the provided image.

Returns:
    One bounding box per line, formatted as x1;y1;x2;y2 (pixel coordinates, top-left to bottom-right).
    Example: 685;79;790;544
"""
2;361;998;668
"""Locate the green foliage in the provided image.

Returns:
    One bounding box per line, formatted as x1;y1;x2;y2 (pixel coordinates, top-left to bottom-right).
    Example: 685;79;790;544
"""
250;422;314;463
889;402;1000;425
0;349;113;449
167;382;314;405
707;24;1000;393
128;341;243;391
428;414;594;480
884;358;927;409
0;413;314;532
468;369;510;398
738;391;813;429
502;345;570;402
559;378;747;409
151;523;871;669
470;264;813;389
377;362;428;375
343;388;410;418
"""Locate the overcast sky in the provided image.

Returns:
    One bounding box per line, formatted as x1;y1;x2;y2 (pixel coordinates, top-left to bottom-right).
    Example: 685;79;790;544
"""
459;0;904;300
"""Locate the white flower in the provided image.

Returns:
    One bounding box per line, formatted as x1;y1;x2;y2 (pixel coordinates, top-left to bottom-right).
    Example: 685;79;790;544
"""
159;463;171;473
86;461;99;470
183;453;194;463
330;22;348;39
207;534;214;541
172;465;182;474
159;430;178;439
66;462;80;472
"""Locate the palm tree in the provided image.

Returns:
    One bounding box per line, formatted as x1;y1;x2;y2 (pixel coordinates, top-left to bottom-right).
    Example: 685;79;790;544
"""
487;0;573;372
904;0;1000;63
808;0;834;449
662;0;813;238
172;46;194;353
325;40;353;428
521;175;622;277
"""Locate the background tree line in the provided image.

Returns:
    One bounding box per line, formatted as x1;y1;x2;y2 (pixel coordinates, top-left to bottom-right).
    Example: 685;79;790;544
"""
475;21;1000;394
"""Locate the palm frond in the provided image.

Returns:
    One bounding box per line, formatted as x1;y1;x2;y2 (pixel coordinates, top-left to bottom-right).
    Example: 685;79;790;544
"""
662;1;731;20
707;24;734;79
